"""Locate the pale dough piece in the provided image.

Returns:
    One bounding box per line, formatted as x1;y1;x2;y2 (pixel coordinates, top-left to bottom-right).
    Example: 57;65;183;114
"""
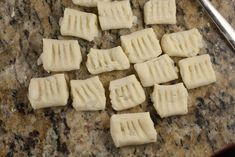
39;39;82;72
86;46;130;74
121;28;162;63
151;83;188;118
70;76;106;111
109;75;146;111
28;74;69;109
134;54;178;87
161;28;203;57
72;0;111;7
60;8;99;41
110;112;157;147
97;0;134;30
179;54;216;89
144;0;176;25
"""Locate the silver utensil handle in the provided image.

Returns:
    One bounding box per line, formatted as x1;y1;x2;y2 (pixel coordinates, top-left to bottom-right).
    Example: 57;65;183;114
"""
198;0;235;50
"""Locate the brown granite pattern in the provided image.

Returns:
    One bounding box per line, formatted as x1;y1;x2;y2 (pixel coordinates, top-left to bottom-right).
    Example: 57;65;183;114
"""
0;0;235;156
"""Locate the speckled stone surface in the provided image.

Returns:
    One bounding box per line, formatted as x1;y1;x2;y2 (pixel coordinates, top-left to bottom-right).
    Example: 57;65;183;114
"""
0;0;235;156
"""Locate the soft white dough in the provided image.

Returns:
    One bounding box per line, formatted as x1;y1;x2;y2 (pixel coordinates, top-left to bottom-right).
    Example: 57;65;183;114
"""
109;75;146;111
60;8;99;41
70;76;106;111
151;83;188;118
86;46;130;74
28;74;69;109
97;0;134;30
110;112;157;147
134;54;178;87
179;54;216;89
72;0;111;7
144;0;176;25
39;39;82;72
161;28;203;57
121;28;162;63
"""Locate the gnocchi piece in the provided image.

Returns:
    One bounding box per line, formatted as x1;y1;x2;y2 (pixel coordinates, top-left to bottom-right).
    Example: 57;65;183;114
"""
151;83;188;118
110;112;157;147
28;74;69;109
60;8;99;41
39;39;82;72
161;28;203;57
179;54;216;89
121;28;162;63
144;0;176;25
134;54;178;87
97;0;134;30
70;76;106;111
109;75;146;111
72;0;111;7
86;46;130;74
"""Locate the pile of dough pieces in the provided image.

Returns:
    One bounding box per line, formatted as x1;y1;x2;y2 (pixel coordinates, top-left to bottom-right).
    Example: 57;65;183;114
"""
28;0;217;148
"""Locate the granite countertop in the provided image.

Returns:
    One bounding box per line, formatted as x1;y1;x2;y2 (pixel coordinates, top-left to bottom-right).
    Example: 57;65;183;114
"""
0;0;235;156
